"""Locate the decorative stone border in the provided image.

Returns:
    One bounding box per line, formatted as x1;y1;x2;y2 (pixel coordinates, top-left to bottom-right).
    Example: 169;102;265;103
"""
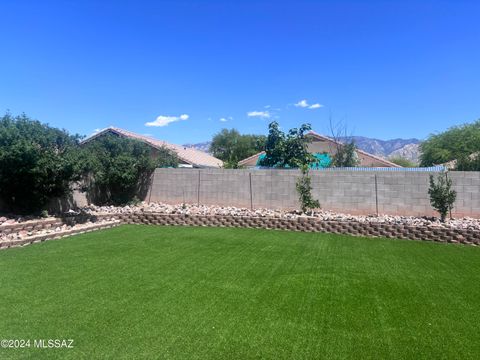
0;220;121;249
1;213;479;250
117;213;480;245
0;218;64;235
0;214;115;235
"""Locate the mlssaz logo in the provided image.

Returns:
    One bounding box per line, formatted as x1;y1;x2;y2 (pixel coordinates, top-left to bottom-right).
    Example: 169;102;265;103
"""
34;339;74;349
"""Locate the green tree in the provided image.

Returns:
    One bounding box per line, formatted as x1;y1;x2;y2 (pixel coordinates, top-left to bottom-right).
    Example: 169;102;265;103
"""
428;173;456;222
332;141;359;167
260;121;320;213
389;157;417;168
420;120;480;166
455;153;480;171
259;121;315;168
81;133;178;205
0;113;81;214
210;129;265;168
328;118;359;168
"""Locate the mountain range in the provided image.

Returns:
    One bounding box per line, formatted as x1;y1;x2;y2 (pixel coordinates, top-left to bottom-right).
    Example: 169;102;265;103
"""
340;136;421;162
184;136;421;163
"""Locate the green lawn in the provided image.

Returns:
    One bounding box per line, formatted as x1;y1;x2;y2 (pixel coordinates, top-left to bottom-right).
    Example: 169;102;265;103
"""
0;225;479;360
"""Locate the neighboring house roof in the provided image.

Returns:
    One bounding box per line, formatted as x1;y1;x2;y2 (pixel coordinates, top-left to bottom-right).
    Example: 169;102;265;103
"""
238;151;267;166
307;131;401;168
238;131;401;168
81;127;223;168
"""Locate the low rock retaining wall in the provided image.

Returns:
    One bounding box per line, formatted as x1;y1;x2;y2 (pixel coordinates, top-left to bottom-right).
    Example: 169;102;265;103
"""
118;213;480;245
1;213;479;250
1;221;121;249
0;218;64;235
0;214;119;250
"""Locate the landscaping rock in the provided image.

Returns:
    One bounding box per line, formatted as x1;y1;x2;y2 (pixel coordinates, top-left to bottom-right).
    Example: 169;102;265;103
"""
83;202;480;231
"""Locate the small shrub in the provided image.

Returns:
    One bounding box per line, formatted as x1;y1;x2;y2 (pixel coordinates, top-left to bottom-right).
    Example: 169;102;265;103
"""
296;165;320;214
428;173;456;222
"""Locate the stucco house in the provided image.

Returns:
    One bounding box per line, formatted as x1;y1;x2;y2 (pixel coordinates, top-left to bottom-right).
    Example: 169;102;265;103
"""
82;127;223;168
238;131;400;168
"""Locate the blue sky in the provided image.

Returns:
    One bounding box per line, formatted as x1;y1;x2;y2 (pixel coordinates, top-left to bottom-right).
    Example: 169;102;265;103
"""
1;0;479;144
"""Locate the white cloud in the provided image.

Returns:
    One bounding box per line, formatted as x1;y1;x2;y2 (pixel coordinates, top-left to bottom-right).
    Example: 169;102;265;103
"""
294;99;323;109
145;114;189;127
295;99;309;108
247;110;271;118
219;116;233;122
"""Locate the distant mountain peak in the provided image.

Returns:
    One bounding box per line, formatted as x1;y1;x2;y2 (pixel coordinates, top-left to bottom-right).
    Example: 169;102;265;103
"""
184;136;421;163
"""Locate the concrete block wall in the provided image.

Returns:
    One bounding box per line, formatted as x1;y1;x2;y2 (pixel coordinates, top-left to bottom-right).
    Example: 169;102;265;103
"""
251;170;301;209
148;168;201;204
310;171;377;214
148;168;480;218
375;172;432;216
449;171;480;217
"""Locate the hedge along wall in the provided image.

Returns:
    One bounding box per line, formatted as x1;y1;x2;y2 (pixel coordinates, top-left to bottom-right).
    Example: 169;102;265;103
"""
147;169;480;218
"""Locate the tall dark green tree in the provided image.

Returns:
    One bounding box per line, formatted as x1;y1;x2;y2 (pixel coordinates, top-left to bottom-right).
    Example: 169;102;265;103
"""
0;113;81;214
80;133;178;205
420;120;480;166
210;129;265;168
259;121;315;168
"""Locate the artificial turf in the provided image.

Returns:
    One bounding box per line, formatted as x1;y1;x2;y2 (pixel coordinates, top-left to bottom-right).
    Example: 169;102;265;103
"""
0;225;479;360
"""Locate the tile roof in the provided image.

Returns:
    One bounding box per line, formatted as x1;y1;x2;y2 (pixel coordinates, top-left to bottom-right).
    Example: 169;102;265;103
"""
81;127;223;168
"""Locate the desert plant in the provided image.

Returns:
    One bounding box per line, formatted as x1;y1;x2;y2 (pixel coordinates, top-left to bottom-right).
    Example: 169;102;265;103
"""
428;173;456;222
296;165;320;214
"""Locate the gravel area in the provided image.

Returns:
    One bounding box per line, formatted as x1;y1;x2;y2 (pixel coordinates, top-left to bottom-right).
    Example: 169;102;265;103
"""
84;202;480;231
